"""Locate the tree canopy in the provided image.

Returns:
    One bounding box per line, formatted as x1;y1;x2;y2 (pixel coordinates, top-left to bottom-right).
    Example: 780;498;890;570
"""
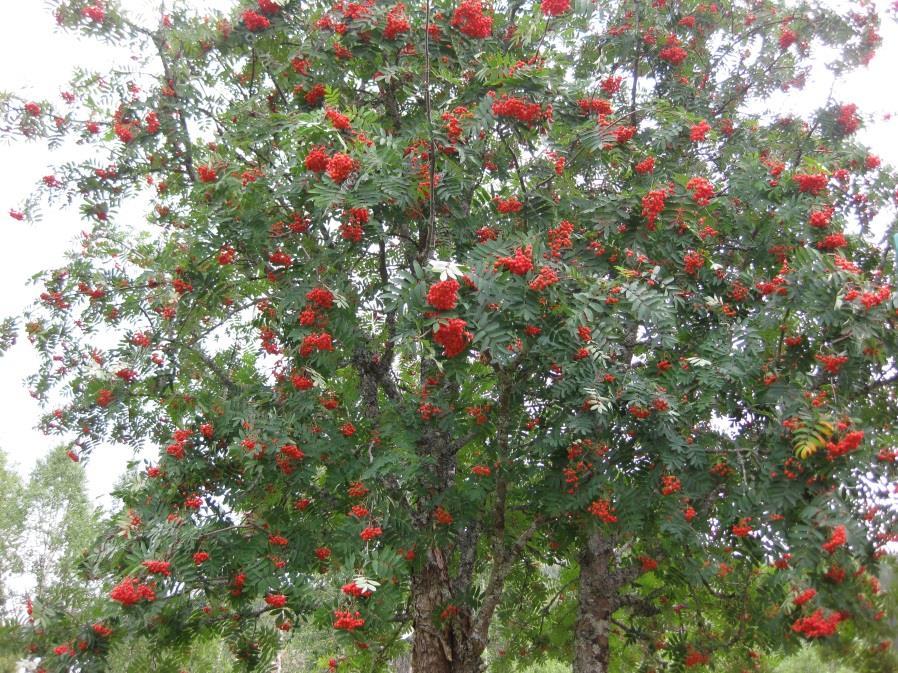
2;0;898;672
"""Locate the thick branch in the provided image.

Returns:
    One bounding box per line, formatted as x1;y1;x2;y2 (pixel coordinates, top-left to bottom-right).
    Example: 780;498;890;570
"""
471;519;541;646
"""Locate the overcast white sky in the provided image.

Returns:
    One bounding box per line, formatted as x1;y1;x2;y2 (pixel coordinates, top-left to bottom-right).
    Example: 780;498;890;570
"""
0;1;896;505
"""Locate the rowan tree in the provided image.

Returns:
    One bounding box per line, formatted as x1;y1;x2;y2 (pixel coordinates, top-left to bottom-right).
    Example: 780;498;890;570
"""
3;0;898;672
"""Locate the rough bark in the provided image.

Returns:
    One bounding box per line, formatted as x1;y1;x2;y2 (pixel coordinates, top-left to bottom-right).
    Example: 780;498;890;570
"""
410;536;490;673
408;376;513;673
573;531;615;673
411;547;469;673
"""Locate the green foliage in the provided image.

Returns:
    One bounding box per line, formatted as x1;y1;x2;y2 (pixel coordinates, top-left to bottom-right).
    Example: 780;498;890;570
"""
772;647;857;673
21;447;101;606
105;633;237;673
0;447;103;660
2;0;897;672
0;451;26;614
0;319;17;358
514;660;569;673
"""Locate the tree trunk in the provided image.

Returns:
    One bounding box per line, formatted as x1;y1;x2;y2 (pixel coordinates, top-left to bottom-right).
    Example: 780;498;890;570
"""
410;547;483;673
411;547;455;673
573;531;614;673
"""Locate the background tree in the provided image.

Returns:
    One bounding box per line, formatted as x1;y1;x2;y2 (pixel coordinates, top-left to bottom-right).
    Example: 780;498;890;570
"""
0;450;27;673
0;447;252;673
2;0;897;672
0;447;101;673
0;451;26;620
20;447;101;615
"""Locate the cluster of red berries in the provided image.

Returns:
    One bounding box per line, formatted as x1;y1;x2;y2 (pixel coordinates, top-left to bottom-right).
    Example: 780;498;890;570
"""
642;189;667;229
528;266;559;291
686;176;715;205
142;560;172;576
494;196;523;213
242;10;271;32
791;610;843;638
494;245;534;275
822;525;847;554
333;610;366;630
265;593;288;608
451;0;492;38
427;279;460;311
793;172;828;195
660;475;682;495
587;498;618;523
383;3;410;39
300;332;334;357
825;430;864;460
491;95;546;125
110;577;156;606
433;319;473;357
540;0;570;16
